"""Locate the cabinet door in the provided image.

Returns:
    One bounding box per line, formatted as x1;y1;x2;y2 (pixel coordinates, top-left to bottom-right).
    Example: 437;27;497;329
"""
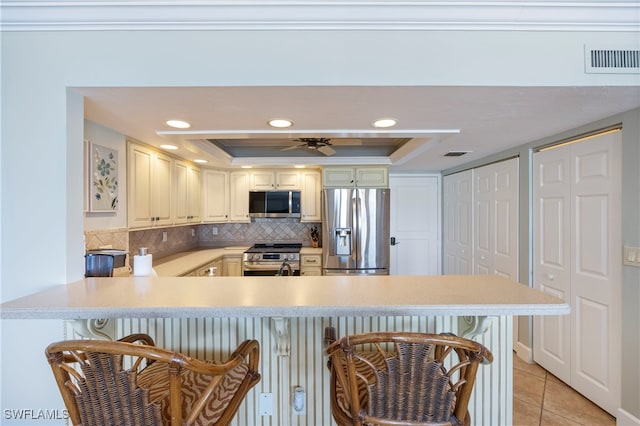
223;256;242;276
202;170;229;222
323;168;355;187
301;171;321;222
229;171;250;222
173;160;189;224
128;143;173;228
355;167;388;188
128;143;154;228
187;166;201;222
251;171;275;190
276;170;300;189
152;152;173;226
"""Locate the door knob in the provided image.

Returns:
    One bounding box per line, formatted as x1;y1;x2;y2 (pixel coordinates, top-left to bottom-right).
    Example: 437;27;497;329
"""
390;237;399;246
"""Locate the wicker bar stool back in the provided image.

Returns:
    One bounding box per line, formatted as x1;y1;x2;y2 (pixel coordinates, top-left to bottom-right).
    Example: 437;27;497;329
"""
45;333;260;426
325;331;492;426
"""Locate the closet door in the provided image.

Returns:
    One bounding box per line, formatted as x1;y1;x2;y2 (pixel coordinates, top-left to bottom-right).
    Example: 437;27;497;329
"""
443;170;473;274
533;148;572;383
534;132;621;415
473;158;519;278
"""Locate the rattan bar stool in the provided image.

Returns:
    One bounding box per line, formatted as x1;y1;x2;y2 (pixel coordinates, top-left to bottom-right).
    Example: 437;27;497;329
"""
325;331;493;426
46;333;260;426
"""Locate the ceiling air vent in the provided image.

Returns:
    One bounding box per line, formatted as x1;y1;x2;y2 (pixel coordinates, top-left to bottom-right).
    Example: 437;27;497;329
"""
585;45;639;74
444;151;469;157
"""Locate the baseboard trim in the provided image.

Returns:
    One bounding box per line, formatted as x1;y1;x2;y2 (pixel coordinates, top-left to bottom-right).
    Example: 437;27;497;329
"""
514;341;533;363
617;408;640;426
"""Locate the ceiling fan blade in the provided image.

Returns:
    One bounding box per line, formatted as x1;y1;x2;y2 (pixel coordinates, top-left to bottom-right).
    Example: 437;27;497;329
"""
329;138;362;146
280;144;302;151
317;145;336;156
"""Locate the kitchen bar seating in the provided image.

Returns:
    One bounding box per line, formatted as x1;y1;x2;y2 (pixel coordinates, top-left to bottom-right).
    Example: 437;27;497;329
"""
325;331;493;426
45;334;260;426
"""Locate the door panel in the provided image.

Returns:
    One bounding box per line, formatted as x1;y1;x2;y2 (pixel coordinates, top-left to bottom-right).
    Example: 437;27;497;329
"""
443;170;472;274
389;175;440;275
534;148;572;383
534;132;621;415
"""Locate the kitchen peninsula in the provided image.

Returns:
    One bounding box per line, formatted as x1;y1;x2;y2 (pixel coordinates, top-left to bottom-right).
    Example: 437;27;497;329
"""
1;275;568;425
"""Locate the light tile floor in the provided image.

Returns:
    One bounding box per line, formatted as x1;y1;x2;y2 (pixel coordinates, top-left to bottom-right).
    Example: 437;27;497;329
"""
512;352;616;426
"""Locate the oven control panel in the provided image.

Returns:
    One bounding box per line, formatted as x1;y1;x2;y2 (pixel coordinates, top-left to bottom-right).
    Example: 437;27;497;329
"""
243;253;300;262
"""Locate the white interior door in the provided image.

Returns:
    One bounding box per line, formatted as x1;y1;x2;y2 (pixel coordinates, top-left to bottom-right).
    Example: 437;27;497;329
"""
533;148;572;383
443;170;473;274
473;158;519;278
570;135;621;414
389;175;440;275
534;132;621;415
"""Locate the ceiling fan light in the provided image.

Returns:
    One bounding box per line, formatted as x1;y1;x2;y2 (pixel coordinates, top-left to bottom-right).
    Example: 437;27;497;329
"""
373;118;397;128
166;119;191;129
268;119;293;128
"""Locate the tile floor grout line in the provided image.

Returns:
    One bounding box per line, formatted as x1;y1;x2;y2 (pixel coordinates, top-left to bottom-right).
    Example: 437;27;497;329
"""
538;372;547;426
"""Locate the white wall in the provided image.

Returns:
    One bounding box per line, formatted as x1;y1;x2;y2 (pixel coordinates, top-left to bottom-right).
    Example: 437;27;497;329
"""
2;29;639;423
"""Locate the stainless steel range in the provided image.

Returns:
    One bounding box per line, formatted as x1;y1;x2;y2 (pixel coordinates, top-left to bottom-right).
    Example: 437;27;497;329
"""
242;243;302;276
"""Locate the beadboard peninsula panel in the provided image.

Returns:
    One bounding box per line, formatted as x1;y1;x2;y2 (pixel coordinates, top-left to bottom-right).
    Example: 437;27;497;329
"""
113;315;510;425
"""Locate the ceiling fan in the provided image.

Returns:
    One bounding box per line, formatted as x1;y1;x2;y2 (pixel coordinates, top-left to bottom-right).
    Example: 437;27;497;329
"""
280;137;362;156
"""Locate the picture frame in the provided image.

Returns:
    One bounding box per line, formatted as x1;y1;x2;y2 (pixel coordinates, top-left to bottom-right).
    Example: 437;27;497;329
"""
89;142;119;212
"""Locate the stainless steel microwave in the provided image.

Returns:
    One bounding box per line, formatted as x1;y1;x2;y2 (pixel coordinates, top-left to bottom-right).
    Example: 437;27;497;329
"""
249;190;301;218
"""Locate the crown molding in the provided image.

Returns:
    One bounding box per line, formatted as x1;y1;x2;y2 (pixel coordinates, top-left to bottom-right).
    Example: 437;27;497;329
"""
1;1;638;32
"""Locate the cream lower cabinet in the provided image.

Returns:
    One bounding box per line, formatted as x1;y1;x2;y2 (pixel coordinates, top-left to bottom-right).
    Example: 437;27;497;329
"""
300;253;322;276
222;256;242;276
128;142;173;228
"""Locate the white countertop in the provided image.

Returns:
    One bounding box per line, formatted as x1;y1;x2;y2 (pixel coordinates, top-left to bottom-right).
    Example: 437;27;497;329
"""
152;247;249;277
0;275;569;320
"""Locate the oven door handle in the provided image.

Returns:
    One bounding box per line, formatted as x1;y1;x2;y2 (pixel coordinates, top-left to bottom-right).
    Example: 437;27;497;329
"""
243;263;299;271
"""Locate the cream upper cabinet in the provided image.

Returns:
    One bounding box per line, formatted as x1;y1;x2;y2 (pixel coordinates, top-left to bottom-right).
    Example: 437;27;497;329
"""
322;167;388;188
202;169;229;223
229;171;250;222
251;169;300;190
174;160;201;224
128;142;173;228
300;170;322;222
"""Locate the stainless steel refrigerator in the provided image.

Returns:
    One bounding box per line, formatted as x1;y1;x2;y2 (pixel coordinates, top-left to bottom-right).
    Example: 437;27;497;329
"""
322;188;390;275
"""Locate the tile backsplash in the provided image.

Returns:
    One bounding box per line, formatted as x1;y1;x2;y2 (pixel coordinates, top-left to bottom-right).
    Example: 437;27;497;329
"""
198;219;321;248
87;220;322;269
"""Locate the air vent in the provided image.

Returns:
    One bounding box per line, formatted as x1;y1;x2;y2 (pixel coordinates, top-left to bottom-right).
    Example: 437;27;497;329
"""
444;151;469;157
585;45;639;74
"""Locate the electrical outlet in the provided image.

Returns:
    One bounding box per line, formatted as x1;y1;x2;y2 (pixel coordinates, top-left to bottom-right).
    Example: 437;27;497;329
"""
259;393;272;416
293;386;306;415
212;227;218;236
162;231;168;242
623;246;640;268
191;228;196;237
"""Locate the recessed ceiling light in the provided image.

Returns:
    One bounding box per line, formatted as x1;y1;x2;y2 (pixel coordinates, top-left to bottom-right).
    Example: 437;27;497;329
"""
160;144;178;150
294;165;305;169
373;118;397;128
268;119;293;128
194;159;208;164
166;120;191;129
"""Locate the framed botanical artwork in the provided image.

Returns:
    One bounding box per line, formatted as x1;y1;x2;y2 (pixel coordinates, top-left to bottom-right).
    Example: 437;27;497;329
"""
89;142;119;212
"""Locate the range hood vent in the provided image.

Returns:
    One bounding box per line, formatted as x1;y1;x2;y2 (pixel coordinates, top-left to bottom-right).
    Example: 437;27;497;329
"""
585;45;639;74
